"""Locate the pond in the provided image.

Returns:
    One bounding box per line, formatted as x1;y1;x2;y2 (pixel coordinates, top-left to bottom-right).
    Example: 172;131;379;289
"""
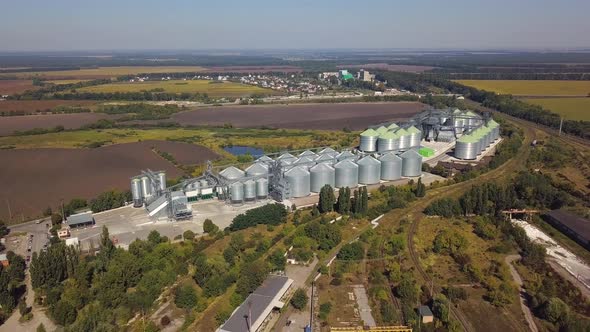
223;145;264;157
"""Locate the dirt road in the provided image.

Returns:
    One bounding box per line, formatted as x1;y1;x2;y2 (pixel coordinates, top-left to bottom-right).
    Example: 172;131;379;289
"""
505;255;538;332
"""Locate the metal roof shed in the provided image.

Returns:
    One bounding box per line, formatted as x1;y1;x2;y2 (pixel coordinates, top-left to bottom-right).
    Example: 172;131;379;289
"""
65;212;95;228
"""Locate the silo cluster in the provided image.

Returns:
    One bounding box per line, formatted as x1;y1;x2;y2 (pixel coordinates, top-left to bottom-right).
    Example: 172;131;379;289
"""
130;170;167;208
220;163;270;204
361;122;422;153
454;120;501;160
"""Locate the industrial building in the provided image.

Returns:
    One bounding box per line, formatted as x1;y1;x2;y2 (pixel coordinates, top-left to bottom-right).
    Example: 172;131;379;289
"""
217;275;293;332
130;108;500;221
544;210;590;249
65;212;95;229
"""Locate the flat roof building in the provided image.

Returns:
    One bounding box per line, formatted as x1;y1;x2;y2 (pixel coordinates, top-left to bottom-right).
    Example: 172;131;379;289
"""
545;210;590;249
65;212;95;229
217;275;293;332
418;305;434;324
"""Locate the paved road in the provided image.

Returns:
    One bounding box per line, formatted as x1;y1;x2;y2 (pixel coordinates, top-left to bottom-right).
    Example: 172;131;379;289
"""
506;255;538;332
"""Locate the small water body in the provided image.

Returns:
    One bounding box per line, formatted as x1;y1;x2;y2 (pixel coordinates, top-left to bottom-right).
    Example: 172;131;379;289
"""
223;145;264;157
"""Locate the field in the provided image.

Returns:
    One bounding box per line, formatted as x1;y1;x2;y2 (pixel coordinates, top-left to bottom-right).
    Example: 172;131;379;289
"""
46;79;91;85
0;66;207;79
0;79;38;95
455;80;590;96
77;79;277;97
0;113;111;136
523;97;590;121
0;100;97;113
340;63;435;73
202;65;302;73
171;102;425;130
0;140;218;221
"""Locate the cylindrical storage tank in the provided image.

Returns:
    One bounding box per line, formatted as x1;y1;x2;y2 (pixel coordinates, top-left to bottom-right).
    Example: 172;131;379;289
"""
140;176;152;199
257;155;274;164
230;182;244;204
334;159;359;188
189;181;200;194
376;126;388;135
284;166;311;198
359;128;379;152
319;147;337;156
256;178;269;199
158;172;166;191
336;150;356;162
310;163;336;192
357;155;381;185
377;131;399;152
293;156;316;170
400;149;423;177
245;162;268;177
243;180;256;201
200;179;208;188
299;150;317;158
396;128;410;150
279;158;294;170
277;152;296;162
406;126;422;148
387;123;399;131
131;178;143;207
454;135;478;160
379;153;402;180
220;166;245;181
315;153;337;165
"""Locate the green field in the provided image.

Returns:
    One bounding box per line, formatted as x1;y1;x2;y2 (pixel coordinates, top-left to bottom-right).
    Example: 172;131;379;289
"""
0;66;206;79
455;80;590;96
523;97;590;121
77;79;277;97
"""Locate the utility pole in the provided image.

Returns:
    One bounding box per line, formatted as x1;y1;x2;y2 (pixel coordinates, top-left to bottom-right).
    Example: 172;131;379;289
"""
559;117;563;136
5;198;12;220
309;282;315;332
61;199;66;223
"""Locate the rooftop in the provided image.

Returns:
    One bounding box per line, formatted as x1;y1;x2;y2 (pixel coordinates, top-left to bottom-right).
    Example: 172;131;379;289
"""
418;305;434;317
546;210;590;241
65;212;94;226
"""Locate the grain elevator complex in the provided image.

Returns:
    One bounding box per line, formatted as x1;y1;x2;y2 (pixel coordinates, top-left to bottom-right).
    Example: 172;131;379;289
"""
130;108;500;221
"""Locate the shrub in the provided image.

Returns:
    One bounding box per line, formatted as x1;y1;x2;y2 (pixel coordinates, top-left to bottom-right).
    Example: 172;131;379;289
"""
290;288;309;310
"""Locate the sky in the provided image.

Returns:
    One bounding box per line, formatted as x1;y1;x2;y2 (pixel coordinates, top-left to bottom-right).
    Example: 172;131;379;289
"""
1;0;589;51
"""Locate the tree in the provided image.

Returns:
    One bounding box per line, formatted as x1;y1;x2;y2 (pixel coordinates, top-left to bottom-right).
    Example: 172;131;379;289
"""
36;324;47;332
183;230;195;241
318;185;336;213
541;297;569;324
147;230;163;245
19;299;28;316
203;219;219;234
361;187;369;215
50;213;63;226
414;177;426;197
337;242;364;260
236;260;268;297
337;187;351;215
268;249;286;271
174;284;198;309
432;295;450;324
319;302;332;320
0;221;9;237
290;288;309;310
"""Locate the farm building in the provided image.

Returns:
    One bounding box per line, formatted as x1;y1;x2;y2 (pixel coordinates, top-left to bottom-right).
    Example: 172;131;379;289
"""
544;210;590;249
0;253;8;267
217;275;293;332
418;305;434;324
65;212;95;229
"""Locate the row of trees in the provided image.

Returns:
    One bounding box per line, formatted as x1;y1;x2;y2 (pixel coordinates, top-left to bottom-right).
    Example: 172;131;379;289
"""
0;252;27;318
317;185;370;217
228;203;287;231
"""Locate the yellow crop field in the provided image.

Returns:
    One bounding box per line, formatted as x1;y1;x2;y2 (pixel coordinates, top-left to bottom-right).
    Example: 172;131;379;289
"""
523;98;590;121
46;79;91;85
77;79;277;97
455;80;590;96
0;66;206;79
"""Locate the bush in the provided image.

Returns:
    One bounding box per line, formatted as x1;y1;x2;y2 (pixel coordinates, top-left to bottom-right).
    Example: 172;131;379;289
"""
337;242;364;261
203;219;219;234
174;284;198;309
229;204;287;231
183;230;195;241
290;288;308;310
160;315;171;326
319;302;332;320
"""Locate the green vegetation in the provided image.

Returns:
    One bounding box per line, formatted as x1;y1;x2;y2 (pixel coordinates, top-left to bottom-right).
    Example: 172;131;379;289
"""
97;103;182;121
228;204;287;231
455;80;590;96
290;288;308;310
0;252;27;319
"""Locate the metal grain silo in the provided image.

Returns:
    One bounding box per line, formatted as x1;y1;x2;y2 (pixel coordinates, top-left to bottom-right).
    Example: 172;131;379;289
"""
256;178;269;199
299;150;317;158
131;178;143;207
379;153;402;180
487;119;500;141
310;163;336;192
377;131;400;152
243;180;257;201
141;176;152;199
454;135;478;160
334;159;359;188
157;171;166;192
359;128;379;152
257;155;274;164
315;153;336;165
230;182;244;203
376;126;388;135
319;147;337;156
200;179;208;188
220;166;245;181
285;166;311;198
406;126;422;148
245;162;268;177
400;149;423;177
336;150;356;162
396;128;410;150
463;110;481;130
357;155;381;185
387;123;399;131
293;156;316;170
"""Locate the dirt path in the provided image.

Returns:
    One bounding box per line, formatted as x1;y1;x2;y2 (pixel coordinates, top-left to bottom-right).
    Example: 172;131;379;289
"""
1;273;56;332
505;255;538;332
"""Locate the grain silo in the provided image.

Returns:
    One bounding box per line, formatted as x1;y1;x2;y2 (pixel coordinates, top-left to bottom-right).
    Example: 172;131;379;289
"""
359;128;379;152
310;163;336;192
400;149;423;177
334;159;359;188
464;110;480;130
131;178;143;207
243;180;257;201
406;126;422;148
396;128;410;150
299;150;317;158
199;179;209;188
379;153;402;181
377;131;400;152
256;155;274;164
141;176;152;200
453;109;464;134
158;172;166;191
277;152;296;162
387;123;399;130
454;135;479;160
220;166;245;181
487;119;500;140
319;147;337;155
336;150;356;162
315;153;337;165
256;178;269;199
245;163;268;177
285;166;311;198
357;155;382;185
293;156;316;170
230;182;244;204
